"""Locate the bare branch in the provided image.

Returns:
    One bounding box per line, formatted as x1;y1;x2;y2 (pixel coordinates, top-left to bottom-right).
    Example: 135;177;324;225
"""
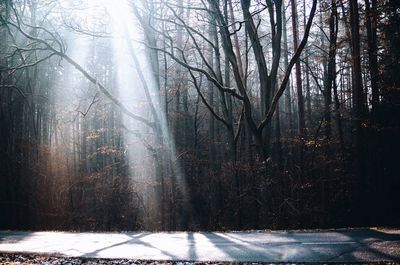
258;0;318;133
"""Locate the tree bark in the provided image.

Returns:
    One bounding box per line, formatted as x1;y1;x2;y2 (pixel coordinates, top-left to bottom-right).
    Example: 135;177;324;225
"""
365;0;379;113
291;0;306;137
282;0;293;134
349;0;367;223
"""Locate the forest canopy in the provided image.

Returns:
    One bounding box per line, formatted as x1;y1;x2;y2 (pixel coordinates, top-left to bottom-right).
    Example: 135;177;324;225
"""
0;0;399;231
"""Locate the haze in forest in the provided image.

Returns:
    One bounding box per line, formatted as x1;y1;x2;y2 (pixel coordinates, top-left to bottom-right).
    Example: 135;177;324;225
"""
0;0;399;231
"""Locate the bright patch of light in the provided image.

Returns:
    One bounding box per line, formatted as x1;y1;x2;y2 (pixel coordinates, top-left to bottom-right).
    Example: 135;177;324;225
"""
47;0;188;228
104;0;188;227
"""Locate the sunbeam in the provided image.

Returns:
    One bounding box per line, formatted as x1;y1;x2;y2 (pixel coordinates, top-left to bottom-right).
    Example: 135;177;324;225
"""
104;0;189;229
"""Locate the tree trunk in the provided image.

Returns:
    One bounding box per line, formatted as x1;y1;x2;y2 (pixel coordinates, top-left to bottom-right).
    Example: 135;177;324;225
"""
291;0;306;137
241;0;270;118
303;0;312;125
208;9;217;172
365;0;379;113
349;0;367;224
282;0;293;135
324;0;339;143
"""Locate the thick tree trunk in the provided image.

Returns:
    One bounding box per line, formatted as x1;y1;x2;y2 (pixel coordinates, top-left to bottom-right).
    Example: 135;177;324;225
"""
241;0;270;118
349;0;367;224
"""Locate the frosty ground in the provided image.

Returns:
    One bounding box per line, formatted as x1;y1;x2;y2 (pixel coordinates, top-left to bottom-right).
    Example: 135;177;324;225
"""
1;228;399;263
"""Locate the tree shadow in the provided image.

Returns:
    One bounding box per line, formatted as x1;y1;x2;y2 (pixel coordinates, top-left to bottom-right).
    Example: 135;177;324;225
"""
83;232;180;260
329;228;400;262
202;231;315;262
202;228;400;262
1;229;399;262
0;231;36;243
187;232;198;260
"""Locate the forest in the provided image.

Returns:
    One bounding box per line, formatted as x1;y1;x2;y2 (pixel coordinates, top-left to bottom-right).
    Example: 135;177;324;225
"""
0;0;399;231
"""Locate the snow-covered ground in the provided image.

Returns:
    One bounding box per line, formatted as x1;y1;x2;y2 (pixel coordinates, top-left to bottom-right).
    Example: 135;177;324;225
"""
0;228;399;263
